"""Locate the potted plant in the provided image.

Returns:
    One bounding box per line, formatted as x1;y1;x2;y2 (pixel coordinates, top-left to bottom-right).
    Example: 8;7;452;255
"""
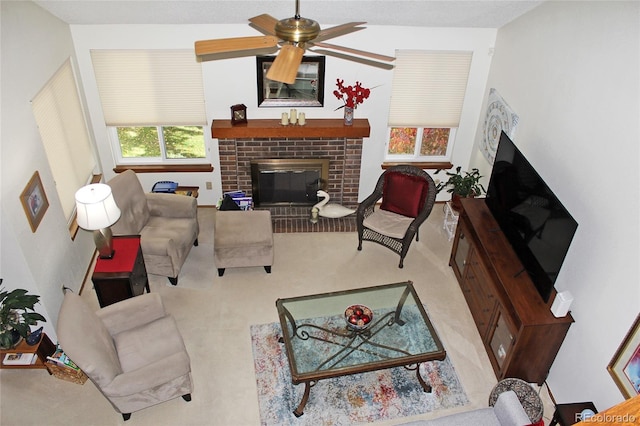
435;166;486;211
0;279;46;349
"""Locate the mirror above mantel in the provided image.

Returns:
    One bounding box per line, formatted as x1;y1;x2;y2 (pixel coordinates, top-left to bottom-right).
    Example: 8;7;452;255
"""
256;56;326;108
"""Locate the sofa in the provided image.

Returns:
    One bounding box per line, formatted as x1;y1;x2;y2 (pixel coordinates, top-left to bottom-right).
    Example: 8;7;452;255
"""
399;390;532;426
107;170;199;285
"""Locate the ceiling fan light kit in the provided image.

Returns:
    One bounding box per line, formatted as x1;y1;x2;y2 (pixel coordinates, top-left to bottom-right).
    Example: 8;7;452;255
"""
194;0;395;85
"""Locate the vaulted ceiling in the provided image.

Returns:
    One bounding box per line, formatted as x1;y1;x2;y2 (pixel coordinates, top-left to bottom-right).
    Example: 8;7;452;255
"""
35;0;543;28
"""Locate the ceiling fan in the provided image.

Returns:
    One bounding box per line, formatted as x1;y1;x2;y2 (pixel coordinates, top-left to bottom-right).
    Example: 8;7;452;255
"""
194;0;395;84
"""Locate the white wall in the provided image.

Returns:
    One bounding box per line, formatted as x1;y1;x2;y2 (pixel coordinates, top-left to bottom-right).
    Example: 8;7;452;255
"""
70;24;497;205
3;0;638;413
0;1;98;340
471;1;640;410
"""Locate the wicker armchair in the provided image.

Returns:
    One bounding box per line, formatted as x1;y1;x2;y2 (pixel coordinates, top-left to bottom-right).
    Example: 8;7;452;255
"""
356;165;436;268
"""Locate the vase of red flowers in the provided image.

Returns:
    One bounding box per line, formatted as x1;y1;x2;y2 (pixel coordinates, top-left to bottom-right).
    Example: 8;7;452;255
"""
333;79;370;126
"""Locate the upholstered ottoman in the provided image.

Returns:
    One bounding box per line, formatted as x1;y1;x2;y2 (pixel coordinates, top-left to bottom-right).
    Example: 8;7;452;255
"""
214;210;274;276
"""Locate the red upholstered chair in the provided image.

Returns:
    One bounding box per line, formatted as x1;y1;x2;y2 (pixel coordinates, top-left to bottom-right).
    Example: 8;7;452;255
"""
356;165;436;268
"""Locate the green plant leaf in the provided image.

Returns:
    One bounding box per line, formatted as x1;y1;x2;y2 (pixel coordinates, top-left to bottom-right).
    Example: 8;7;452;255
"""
11;323;30;337
0;332;13;349
22;312;46;324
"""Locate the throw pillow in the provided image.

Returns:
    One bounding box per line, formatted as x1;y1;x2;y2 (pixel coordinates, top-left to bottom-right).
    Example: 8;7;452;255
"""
219;194;241;211
380;171;428;218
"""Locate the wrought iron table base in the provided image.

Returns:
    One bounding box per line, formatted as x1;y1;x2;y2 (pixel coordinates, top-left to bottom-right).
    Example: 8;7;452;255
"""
293;381;315;417
408;363;432;392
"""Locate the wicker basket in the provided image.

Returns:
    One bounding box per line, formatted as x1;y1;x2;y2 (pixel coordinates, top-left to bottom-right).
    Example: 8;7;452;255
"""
46;361;88;385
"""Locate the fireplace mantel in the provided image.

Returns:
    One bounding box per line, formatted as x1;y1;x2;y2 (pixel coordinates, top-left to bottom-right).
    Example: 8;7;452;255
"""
211;118;370;139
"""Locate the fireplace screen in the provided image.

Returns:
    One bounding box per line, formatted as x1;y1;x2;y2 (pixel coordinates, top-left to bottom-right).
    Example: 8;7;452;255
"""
251;159;329;207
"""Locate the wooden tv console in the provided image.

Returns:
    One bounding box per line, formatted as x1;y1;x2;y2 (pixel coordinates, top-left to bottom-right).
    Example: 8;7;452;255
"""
450;198;573;385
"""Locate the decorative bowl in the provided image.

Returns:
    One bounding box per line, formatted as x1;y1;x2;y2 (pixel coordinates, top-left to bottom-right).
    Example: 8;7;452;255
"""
344;304;373;330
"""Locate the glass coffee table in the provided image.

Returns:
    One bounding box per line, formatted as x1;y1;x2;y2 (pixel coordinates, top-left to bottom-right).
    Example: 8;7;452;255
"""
275;280;446;417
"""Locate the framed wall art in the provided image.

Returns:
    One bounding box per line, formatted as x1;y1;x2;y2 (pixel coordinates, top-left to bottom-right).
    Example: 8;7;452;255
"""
20;171;49;233
608;313;640;398
256;56;325;107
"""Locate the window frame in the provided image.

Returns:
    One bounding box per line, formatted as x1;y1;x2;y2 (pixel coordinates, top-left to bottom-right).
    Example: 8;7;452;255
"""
386;49;472;165
108;125;207;165
385;126;457;163
91;49;208;168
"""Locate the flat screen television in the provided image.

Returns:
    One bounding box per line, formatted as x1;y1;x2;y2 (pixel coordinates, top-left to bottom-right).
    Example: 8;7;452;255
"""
485;131;578;303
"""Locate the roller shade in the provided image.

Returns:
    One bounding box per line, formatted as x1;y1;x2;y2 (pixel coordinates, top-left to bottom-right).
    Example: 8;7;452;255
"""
389;50;472;128
91;49;206;126
31;59;96;220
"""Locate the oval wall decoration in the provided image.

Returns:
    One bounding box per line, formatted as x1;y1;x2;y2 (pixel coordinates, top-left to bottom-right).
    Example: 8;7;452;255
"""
481;88;519;165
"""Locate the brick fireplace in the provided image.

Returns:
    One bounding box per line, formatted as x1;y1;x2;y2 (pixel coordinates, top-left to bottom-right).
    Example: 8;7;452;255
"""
212;119;370;232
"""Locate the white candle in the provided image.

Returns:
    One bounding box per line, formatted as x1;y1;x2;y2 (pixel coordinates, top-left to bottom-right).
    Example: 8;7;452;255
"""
281;112;289;125
289;109;297;124
298;112;306;126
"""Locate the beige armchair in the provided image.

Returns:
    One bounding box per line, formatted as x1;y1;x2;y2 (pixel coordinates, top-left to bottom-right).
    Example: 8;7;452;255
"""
107;170;199;285
57;291;193;421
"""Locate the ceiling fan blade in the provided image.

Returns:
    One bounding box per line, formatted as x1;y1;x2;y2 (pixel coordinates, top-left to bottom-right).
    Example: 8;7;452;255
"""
309;48;395;70
195;35;278;56
249;14;279;36
315;22;366;42
311;41;395;63
266;44;305;84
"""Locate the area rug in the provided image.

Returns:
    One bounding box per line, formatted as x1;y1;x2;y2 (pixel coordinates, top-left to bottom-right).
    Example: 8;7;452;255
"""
251;321;469;425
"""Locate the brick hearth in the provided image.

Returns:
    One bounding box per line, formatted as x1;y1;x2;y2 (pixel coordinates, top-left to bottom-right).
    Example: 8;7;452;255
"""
269;206;357;233
212;119;369;232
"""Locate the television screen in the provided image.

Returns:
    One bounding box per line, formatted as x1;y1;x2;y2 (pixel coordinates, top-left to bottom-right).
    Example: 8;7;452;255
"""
485;131;578;303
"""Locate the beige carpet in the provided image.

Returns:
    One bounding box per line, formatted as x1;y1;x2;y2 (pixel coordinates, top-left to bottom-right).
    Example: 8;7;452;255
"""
0;206;555;425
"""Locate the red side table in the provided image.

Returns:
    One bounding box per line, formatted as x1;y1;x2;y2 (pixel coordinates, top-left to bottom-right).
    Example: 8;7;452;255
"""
92;235;150;308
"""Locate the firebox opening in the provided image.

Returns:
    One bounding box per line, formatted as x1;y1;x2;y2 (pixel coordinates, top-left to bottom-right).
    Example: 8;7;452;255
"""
251;159;330;207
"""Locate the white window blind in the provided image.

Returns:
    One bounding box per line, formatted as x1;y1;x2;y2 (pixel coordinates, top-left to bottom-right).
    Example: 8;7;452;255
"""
91;49;206;126
32;59;96;220
388;50;473;127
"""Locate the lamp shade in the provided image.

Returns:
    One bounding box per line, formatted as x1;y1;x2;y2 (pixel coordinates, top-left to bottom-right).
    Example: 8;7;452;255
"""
75;184;121;230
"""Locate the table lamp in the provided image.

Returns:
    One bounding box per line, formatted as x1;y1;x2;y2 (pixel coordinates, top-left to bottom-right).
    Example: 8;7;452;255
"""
75;183;121;259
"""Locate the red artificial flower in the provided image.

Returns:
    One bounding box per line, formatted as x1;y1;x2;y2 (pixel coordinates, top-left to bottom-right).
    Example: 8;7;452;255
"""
333;79;370;109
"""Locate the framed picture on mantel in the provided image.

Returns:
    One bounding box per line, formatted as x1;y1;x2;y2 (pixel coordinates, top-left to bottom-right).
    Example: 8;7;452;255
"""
608;313;640;398
256;56;325;107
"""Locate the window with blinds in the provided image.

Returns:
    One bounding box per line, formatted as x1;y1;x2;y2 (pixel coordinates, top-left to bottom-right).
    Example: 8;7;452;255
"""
91;49;207;164
386;50;472;162
31;58;96;221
